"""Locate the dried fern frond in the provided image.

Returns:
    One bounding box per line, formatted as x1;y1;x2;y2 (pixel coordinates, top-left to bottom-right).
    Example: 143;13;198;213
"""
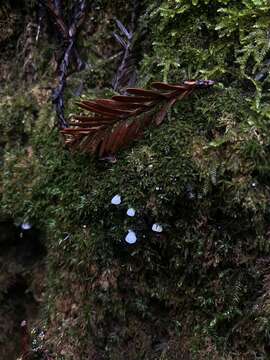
61;80;214;159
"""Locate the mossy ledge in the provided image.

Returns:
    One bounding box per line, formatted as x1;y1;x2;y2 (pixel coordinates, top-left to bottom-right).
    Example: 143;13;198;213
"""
1;1;270;359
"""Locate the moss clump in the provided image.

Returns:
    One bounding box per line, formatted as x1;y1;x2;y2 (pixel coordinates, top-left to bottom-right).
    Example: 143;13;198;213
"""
0;94;38;144
140;0;270;85
1;0;270;359
2;85;270;358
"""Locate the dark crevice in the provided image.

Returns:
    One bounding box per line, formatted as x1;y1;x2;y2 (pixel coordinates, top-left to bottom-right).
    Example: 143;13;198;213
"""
0;219;46;359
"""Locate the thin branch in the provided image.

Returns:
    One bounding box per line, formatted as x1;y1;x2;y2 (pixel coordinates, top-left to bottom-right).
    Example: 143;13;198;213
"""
20;320;30;360
41;0;86;128
112;1;141;93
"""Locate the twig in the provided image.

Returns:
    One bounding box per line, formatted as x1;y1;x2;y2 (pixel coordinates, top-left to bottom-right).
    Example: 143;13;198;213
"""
21;320;30;360
112;0;140;93
41;0;86;128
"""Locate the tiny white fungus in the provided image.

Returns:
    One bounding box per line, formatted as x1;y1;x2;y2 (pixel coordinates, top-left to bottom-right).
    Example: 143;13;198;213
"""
127;208;136;217
125;230;137;244
21;222;32;230
152;223;163;233
111;194;121;205
188;192;195;200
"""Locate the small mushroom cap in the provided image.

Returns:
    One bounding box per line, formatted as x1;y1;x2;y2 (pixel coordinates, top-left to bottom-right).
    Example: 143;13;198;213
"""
127;208;136;217
111;194;121;205
21;222;32;230
125;230;137;244
152;223;163;233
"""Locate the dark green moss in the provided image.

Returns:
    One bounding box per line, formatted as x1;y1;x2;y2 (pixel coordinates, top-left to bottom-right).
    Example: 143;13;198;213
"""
1;0;270;358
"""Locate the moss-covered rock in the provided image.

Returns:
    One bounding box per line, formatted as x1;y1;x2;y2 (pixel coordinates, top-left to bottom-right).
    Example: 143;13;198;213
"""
1;0;270;359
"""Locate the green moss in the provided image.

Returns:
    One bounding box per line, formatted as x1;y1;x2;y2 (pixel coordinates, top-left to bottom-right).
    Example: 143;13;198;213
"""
2;0;270;358
140;0;270;91
2;84;269;357
0;94;38;146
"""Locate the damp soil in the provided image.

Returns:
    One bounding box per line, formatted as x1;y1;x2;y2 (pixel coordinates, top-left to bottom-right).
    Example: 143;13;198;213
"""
0;220;46;359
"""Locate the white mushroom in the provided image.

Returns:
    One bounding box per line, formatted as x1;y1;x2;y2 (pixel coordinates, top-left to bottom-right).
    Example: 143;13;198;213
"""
111;194;121;205
127;208;136;217
152;223;163;233
21;222;32;230
125;230;137;244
